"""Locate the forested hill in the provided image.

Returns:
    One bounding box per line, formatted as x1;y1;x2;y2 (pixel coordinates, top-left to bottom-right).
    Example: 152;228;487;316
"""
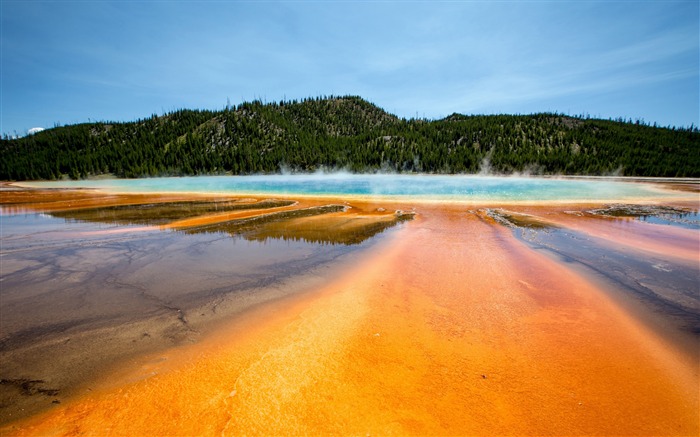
2;95;698;180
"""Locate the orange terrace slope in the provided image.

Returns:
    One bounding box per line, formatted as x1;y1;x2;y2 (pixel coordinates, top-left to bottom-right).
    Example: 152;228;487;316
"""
1;204;698;436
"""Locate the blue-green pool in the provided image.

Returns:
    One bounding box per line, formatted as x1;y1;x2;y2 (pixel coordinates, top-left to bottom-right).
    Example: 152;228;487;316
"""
22;174;686;202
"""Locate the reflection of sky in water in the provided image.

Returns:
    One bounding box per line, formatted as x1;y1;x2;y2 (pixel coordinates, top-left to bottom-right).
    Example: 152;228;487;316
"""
0;213;160;253
23;175;679;201
0;212;365;289
1;213;127;237
637;211;699;230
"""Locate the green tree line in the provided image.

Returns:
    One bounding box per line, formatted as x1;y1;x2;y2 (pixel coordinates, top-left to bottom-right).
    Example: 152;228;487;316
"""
1;96;698;180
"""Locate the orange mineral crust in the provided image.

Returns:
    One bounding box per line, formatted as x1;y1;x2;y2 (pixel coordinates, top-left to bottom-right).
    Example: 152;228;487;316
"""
2;205;698;436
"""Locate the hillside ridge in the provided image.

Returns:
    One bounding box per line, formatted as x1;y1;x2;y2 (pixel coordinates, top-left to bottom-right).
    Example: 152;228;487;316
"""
2;95;698;179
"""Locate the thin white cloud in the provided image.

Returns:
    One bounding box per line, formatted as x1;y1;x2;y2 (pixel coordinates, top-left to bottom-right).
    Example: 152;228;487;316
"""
27;127;45;135
416;22;699;118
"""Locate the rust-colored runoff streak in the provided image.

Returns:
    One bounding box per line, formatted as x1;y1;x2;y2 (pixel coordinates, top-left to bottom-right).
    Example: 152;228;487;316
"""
2;205;698;436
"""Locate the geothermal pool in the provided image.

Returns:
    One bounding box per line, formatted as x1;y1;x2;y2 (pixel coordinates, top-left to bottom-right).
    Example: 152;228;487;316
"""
20;174;686;201
1;176;698;435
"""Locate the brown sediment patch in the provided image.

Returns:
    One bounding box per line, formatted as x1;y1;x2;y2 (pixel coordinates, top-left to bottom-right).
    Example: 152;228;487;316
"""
2;203;697;436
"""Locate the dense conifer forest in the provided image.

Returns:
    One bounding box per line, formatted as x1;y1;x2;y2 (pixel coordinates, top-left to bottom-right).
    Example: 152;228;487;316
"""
1;96;698;180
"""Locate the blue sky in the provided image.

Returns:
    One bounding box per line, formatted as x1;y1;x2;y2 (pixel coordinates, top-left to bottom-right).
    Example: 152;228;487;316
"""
2;1;698;136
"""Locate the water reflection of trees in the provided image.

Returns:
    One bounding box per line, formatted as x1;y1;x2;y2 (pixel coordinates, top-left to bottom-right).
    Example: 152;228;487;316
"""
41;200;413;246
585;204;699;229
184;205;414;246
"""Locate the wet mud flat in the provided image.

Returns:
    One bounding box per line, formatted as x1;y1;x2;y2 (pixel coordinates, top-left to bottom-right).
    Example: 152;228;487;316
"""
0;187;412;424
1;183;698;435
